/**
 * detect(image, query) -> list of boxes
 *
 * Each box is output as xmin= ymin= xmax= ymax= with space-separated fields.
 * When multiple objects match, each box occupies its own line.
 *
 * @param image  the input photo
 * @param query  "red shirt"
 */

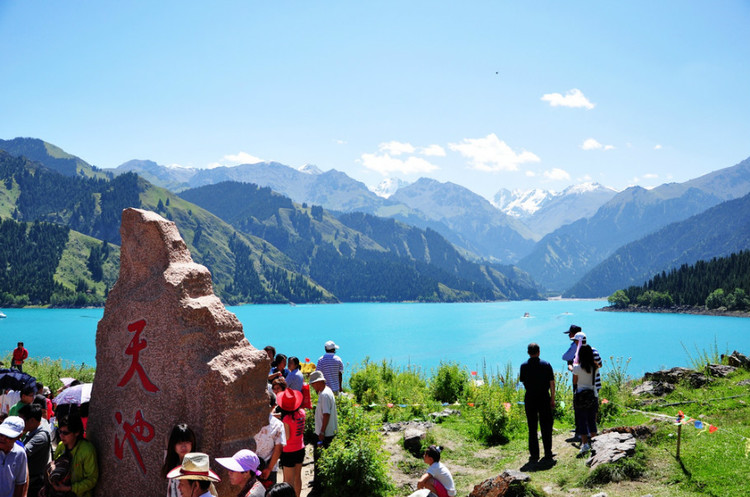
xmin=282 ymin=409 xmax=306 ymax=452
xmin=12 ymin=347 xmax=28 ymax=364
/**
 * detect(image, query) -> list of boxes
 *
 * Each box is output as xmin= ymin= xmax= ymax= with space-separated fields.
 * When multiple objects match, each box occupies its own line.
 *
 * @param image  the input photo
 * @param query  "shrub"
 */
xmin=478 ymin=397 xmax=511 ymax=445
xmin=317 ymin=398 xmax=395 ymax=497
xmin=431 ymin=362 xmax=469 ymax=403
xmin=607 ymin=289 xmax=630 ymax=309
xmin=705 ymin=288 xmax=726 ymax=309
xmin=349 ymin=358 xmax=385 ymax=404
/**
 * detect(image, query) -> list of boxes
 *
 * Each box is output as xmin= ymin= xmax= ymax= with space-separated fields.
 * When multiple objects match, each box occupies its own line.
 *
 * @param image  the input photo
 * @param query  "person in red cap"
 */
xmin=276 ymin=388 xmax=305 ymax=497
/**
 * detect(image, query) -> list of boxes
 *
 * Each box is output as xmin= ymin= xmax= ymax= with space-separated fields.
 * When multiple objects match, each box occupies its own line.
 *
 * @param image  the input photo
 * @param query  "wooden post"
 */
xmin=676 ymin=423 xmax=682 ymax=460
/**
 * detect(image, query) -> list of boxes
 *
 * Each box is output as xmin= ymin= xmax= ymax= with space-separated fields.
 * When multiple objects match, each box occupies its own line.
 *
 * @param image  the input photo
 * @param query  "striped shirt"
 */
xmin=316 ymin=353 xmax=344 ymax=392
xmin=563 ymin=342 xmax=602 ymax=392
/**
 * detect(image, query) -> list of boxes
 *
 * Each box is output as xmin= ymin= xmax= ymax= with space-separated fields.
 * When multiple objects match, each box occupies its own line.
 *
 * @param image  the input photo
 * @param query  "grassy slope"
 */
xmin=140 ymin=183 xmax=335 ymax=302
xmin=54 ymin=230 xmax=120 ymax=295
xmin=351 ymin=358 xmax=750 ymax=497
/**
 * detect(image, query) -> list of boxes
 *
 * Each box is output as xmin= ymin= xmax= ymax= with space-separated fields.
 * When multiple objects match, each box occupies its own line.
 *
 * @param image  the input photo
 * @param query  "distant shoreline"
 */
xmin=597 ymin=305 xmax=750 ymax=318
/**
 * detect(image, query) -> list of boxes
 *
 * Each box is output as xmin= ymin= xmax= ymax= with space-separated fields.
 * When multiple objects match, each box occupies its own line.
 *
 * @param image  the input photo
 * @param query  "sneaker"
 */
xmin=579 ymin=443 xmax=590 ymax=455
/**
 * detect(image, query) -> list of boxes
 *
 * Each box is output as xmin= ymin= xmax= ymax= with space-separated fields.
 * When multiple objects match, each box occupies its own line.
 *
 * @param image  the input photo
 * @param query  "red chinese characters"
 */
xmin=114 ymin=410 xmax=155 ymax=474
xmin=117 ymin=319 xmax=159 ymax=393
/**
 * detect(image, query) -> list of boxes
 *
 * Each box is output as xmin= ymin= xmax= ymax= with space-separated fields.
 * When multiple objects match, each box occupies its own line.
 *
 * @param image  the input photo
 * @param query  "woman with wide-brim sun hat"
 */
xmin=276 ymin=388 xmax=305 ymax=497
xmin=216 ymin=449 xmax=265 ymax=497
xmin=166 ymin=452 xmax=220 ymax=497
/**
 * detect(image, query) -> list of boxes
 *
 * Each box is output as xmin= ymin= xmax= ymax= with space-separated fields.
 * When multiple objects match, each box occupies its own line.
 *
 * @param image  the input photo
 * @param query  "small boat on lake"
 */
xmin=0 ymin=311 xmax=6 ymax=318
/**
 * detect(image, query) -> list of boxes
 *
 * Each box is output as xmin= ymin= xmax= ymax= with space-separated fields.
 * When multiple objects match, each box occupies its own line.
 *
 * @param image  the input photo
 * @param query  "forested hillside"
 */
xmin=0 ymin=219 xmax=69 ymax=306
xmin=180 ymin=182 xmax=541 ymax=302
xmin=608 ymin=250 xmax=750 ymax=310
xmin=567 ymin=192 xmax=750 ymax=297
xmin=0 ymin=150 xmax=334 ymax=305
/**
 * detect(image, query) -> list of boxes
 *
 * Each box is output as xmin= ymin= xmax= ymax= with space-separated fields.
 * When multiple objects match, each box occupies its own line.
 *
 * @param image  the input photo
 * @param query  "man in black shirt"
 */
xmin=519 ymin=342 xmax=556 ymax=462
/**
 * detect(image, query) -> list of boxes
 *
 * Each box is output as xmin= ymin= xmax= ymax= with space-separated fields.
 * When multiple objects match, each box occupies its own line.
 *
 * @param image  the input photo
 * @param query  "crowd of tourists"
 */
xmin=519 ymin=324 xmax=602 ymax=465
xmin=163 ymin=340 xmax=344 ymax=497
xmin=0 ymin=327 xmax=602 ymax=496
xmin=0 ymin=339 xmax=349 ymax=497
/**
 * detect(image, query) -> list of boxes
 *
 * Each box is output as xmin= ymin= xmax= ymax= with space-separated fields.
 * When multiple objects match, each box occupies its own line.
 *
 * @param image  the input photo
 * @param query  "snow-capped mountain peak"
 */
xmin=298 ymin=163 xmax=323 ymax=175
xmin=493 ymin=188 xmax=555 ymax=217
xmin=372 ymin=177 xmax=410 ymax=198
xmin=563 ymin=182 xmax=604 ymax=195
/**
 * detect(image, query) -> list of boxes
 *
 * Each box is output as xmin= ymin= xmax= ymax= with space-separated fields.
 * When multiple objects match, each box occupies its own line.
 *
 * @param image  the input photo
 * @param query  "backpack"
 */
xmin=40 ymin=448 xmax=75 ymax=497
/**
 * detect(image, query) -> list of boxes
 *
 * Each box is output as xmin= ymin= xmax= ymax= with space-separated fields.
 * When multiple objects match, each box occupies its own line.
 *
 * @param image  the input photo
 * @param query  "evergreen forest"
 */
xmin=608 ymin=250 xmax=750 ymax=311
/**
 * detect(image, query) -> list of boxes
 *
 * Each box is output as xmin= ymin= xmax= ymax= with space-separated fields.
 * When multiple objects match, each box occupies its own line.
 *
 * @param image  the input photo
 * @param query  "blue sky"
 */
xmin=2 ymin=1 xmax=749 ymax=200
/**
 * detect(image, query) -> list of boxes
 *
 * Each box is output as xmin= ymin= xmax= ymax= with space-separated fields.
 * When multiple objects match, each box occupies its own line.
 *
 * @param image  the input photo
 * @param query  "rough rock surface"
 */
xmin=429 ymin=408 xmax=461 ymax=421
xmin=403 ymin=427 xmax=427 ymax=456
xmin=632 ymin=380 xmax=675 ymax=397
xmin=382 ymin=421 xmax=434 ymax=433
xmin=644 ymin=367 xmax=710 ymax=387
xmin=586 ymin=432 xmax=637 ymax=469
xmin=723 ymin=351 xmax=750 ymax=369
xmin=467 ymin=470 xmax=530 ymax=497
xmin=88 ymin=209 xmax=269 ymax=497
xmin=707 ymin=364 xmax=736 ymax=377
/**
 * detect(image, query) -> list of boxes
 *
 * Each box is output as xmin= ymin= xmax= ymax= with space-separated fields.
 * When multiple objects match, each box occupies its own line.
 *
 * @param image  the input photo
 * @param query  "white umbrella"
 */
xmin=53 ymin=383 xmax=92 ymax=405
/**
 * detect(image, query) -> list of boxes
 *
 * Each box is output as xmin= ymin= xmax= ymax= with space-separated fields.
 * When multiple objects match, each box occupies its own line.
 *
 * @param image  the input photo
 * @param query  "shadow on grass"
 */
xmin=520 ymin=458 xmax=557 ymax=472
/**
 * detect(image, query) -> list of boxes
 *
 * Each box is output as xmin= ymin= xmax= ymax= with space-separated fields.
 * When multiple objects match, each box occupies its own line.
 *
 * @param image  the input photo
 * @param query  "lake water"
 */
xmin=2 ymin=300 xmax=749 ymax=378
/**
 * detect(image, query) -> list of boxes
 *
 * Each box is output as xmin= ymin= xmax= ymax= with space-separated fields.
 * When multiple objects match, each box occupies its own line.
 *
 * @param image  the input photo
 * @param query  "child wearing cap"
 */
xmin=216 ymin=449 xmax=265 ymax=497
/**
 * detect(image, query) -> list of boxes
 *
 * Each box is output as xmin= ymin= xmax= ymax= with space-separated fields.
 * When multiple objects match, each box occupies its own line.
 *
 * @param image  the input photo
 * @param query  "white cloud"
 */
xmin=544 ymin=168 xmax=571 ymax=181
xmin=335 ymin=139 xmax=347 ymax=145
xmin=654 ymin=144 xmax=663 ymax=150
xmin=379 ymin=141 xmax=415 ymax=156
xmin=541 ymin=88 xmax=595 ymax=109
xmin=361 ymin=153 xmax=439 ymax=175
xmin=526 ymin=170 xmax=536 ymax=177
xmin=205 ymin=151 xmax=264 ymax=169
xmin=224 ymin=152 xmax=264 ymax=165
xmin=643 ymin=173 xmax=659 ymax=179
xmin=581 ymin=138 xmax=614 ymax=151
xmin=420 ymin=144 xmax=446 ymax=157
xmin=448 ymin=133 xmax=540 ymax=172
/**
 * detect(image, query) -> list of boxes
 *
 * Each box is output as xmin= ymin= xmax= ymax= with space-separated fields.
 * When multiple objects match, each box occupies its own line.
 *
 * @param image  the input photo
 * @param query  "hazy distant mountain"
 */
xmin=372 ymin=177 xmax=410 ymax=198
xmin=565 ymin=192 xmax=750 ymax=298
xmin=111 ymin=159 xmax=537 ymax=262
xmin=494 ymin=183 xmax=617 ymax=236
xmin=519 ymin=156 xmax=750 ymax=293
xmin=114 ymin=159 xmax=195 ymax=191
xmin=525 ymin=183 xmax=618 ymax=236
xmin=0 ymin=137 xmax=108 ymax=179
xmin=390 ymin=178 xmax=538 ymax=263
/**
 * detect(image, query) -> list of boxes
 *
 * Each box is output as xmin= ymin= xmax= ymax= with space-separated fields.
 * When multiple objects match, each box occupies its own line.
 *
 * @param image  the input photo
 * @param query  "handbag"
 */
xmin=40 ymin=449 xmax=75 ymax=497
xmin=574 ymin=388 xmax=598 ymax=410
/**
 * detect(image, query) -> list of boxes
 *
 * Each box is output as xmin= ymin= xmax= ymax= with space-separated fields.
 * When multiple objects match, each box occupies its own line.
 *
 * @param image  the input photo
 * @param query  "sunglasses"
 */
xmin=59 ymin=430 xmax=72 ymax=436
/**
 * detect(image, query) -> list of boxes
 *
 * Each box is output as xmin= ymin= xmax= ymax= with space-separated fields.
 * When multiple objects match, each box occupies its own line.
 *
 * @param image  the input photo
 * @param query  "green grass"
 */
xmin=342 ymin=352 xmax=750 ymax=497
xmin=1 ymin=354 xmax=95 ymax=392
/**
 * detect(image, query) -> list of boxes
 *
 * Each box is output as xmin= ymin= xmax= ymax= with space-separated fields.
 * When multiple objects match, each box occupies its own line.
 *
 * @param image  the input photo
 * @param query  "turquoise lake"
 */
xmin=2 ymin=300 xmax=749 ymax=378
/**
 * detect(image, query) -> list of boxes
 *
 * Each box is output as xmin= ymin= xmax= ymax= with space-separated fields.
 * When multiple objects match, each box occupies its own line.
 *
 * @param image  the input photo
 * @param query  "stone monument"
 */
xmin=87 ymin=208 xmax=269 ymax=497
